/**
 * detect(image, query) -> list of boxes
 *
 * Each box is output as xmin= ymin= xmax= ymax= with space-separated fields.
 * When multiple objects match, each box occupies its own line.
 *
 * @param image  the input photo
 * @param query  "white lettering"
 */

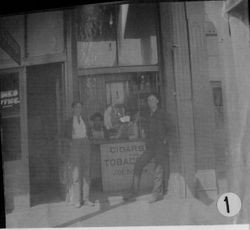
xmin=0 ymin=90 xmax=18 ymax=99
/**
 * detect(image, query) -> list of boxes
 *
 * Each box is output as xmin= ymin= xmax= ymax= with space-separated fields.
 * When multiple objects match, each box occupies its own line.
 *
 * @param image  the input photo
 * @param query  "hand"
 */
xmin=163 ymin=138 xmax=167 ymax=144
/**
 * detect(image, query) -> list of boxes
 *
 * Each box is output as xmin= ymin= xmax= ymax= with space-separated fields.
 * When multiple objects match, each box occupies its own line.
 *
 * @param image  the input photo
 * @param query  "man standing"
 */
xmin=64 ymin=101 xmax=94 ymax=208
xmin=124 ymin=94 xmax=171 ymax=203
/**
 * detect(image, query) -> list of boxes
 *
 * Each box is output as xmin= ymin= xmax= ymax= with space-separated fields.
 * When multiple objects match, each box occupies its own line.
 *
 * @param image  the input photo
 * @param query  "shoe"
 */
xmin=74 ymin=202 xmax=82 ymax=208
xmin=84 ymin=200 xmax=95 ymax=206
xmin=148 ymin=194 xmax=163 ymax=203
xmin=66 ymin=200 xmax=74 ymax=206
xmin=123 ymin=192 xmax=137 ymax=202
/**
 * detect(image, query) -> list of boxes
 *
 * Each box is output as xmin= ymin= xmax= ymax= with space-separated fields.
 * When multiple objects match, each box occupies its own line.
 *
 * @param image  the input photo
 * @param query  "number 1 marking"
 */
xmin=224 ymin=196 xmax=230 ymax=213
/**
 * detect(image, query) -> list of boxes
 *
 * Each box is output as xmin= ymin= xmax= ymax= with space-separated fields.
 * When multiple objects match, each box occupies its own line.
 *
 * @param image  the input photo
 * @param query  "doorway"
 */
xmin=27 ymin=63 xmax=64 ymax=206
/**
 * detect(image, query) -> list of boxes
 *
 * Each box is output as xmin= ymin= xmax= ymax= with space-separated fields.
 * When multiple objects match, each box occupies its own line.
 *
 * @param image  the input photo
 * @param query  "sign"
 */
xmin=0 ymin=22 xmax=21 ymax=65
xmin=101 ymin=141 xmax=155 ymax=192
xmin=1 ymin=89 xmax=20 ymax=108
xmin=0 ymin=73 xmax=20 ymax=114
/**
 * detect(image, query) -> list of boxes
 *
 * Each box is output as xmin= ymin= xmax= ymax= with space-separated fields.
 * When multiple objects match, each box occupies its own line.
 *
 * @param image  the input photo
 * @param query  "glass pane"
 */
xmin=1 ymin=117 xmax=21 ymax=161
xmin=0 ymin=73 xmax=21 ymax=161
xmin=0 ymin=15 xmax=25 ymax=62
xmin=0 ymin=73 xmax=20 ymax=115
xmin=27 ymin=11 xmax=64 ymax=56
xmin=118 ymin=4 xmax=158 ymax=66
xmin=77 ymin=5 xmax=117 ymax=68
xmin=79 ymin=72 xmax=159 ymax=140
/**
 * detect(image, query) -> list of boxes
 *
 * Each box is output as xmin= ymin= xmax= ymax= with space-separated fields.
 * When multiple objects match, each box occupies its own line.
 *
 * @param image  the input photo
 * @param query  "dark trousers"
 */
xmin=67 ymin=138 xmax=91 ymax=204
xmin=132 ymin=142 xmax=170 ymax=197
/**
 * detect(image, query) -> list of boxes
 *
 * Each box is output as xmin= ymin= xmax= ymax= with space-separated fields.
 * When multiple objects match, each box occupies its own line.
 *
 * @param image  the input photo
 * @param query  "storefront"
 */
xmin=74 ymin=3 xmax=166 ymax=192
xmin=1 ymin=2 xmax=220 ymax=215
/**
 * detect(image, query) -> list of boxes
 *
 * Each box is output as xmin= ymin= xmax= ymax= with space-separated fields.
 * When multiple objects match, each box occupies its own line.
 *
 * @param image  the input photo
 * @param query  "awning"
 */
xmin=224 ymin=0 xmax=249 ymax=25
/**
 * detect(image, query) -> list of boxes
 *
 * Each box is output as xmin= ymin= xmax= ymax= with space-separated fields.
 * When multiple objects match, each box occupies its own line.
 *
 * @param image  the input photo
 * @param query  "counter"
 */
xmin=92 ymin=139 xmax=155 ymax=192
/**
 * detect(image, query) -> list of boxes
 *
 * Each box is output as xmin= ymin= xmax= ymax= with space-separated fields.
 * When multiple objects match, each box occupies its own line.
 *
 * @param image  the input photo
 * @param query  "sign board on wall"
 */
xmin=101 ymin=141 xmax=155 ymax=192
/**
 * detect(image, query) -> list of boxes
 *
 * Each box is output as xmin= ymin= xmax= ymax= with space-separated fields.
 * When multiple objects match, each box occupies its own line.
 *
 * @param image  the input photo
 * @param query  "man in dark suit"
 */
xmin=64 ymin=101 xmax=94 ymax=208
xmin=124 ymin=93 xmax=172 ymax=203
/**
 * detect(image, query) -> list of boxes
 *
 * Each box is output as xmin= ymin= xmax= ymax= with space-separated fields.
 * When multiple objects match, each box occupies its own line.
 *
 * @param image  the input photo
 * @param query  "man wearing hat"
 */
xmin=124 ymin=93 xmax=172 ymax=203
xmin=64 ymin=101 xmax=94 ymax=208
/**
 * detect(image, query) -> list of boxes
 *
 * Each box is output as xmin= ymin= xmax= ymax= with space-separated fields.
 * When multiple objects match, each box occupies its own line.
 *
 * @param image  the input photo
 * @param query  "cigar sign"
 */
xmin=101 ymin=141 xmax=155 ymax=192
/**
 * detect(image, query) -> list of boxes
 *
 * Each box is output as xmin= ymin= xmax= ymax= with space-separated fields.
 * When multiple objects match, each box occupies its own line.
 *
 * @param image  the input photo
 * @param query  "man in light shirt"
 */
xmin=64 ymin=101 xmax=94 ymax=208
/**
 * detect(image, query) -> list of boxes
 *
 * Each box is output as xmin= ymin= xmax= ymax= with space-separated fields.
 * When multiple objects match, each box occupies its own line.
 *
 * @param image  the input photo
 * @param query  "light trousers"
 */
xmin=67 ymin=138 xmax=91 ymax=204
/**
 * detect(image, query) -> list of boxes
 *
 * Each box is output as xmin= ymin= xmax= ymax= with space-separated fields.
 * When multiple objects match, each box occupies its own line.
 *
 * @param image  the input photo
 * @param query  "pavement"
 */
xmin=6 ymin=190 xmax=238 ymax=228
xmin=6 ymin=172 xmax=249 ymax=227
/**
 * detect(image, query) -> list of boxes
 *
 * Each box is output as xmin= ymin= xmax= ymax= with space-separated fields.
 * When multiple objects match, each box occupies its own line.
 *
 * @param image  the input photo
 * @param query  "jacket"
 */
xmin=142 ymin=108 xmax=172 ymax=144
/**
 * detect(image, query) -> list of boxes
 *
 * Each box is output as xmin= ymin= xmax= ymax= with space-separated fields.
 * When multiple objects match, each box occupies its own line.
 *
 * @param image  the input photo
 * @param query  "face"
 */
xmin=73 ymin=103 xmax=82 ymax=116
xmin=93 ymin=117 xmax=103 ymax=127
xmin=147 ymin=95 xmax=159 ymax=111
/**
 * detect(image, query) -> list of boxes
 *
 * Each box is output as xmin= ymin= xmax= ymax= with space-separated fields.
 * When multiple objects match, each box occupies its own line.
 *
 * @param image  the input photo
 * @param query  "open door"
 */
xmin=27 ymin=63 xmax=65 ymax=206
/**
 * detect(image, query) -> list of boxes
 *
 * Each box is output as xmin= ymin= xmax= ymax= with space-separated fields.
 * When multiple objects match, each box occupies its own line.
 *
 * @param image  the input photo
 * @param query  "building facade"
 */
xmin=1 ymin=1 xmax=231 ymax=219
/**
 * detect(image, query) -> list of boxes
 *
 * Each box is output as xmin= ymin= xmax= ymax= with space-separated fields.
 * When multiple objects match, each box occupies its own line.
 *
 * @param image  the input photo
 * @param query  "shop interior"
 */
xmin=79 ymin=72 xmax=160 ymax=192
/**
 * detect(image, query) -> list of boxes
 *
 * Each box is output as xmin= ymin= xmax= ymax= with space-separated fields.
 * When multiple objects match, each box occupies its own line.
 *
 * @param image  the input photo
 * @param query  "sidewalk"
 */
xmin=6 ymin=191 xmax=234 ymax=228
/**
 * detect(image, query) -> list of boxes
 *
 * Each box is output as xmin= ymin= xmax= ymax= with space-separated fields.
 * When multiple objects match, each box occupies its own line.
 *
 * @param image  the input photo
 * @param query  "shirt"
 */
xmin=92 ymin=129 xmax=105 ymax=139
xmin=72 ymin=115 xmax=87 ymax=139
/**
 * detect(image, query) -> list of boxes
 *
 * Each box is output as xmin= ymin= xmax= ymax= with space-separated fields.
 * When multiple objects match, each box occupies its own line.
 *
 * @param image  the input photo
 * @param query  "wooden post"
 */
xmin=159 ymin=2 xmax=196 ymax=198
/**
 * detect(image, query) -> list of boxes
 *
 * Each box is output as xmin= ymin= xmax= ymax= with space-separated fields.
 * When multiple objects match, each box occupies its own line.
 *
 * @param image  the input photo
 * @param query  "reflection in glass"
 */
xmin=117 ymin=4 xmax=158 ymax=66
xmin=0 ymin=73 xmax=21 ymax=161
xmin=1 ymin=117 xmax=21 ymax=161
xmin=77 ymin=5 xmax=117 ymax=68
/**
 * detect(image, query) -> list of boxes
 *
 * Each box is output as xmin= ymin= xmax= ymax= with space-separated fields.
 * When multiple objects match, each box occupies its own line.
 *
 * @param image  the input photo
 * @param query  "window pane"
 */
xmin=27 ymin=11 xmax=64 ymax=56
xmin=1 ymin=117 xmax=21 ymax=161
xmin=0 ymin=15 xmax=25 ymax=62
xmin=0 ymin=73 xmax=21 ymax=161
xmin=77 ymin=5 xmax=117 ymax=68
xmin=0 ymin=73 xmax=20 ymax=115
xmin=118 ymin=4 xmax=158 ymax=66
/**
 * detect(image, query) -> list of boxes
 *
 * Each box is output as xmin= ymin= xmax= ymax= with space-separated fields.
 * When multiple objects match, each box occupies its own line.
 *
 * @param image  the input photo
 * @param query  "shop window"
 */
xmin=79 ymin=72 xmax=159 ymax=140
xmin=0 ymin=73 xmax=21 ymax=161
xmin=77 ymin=5 xmax=118 ymax=68
xmin=1 ymin=117 xmax=21 ymax=161
xmin=117 ymin=4 xmax=158 ymax=66
xmin=76 ymin=3 xmax=158 ymax=69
